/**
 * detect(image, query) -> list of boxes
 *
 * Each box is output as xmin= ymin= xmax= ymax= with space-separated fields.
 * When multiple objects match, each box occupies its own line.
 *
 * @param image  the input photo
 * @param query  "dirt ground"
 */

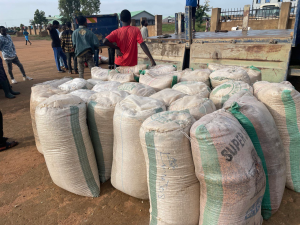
xmin=0 ymin=37 xmax=300 ymax=225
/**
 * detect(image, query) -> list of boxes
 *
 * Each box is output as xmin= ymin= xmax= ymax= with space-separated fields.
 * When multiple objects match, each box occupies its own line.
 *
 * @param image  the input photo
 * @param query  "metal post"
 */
xmin=242 ymin=5 xmax=250 ymax=31
xmin=185 ymin=6 xmax=192 ymax=49
xmin=175 ymin=13 xmax=178 ymax=35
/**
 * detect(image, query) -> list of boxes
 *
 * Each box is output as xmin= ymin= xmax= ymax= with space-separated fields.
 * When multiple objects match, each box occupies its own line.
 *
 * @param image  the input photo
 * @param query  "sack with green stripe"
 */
xmin=91 ymin=67 xmax=110 ymax=81
xmin=223 ymin=90 xmax=286 ymax=220
xmin=139 ymin=73 xmax=178 ymax=91
xmin=180 ymin=69 xmax=211 ymax=87
xmin=190 ymin=110 xmax=266 ymax=225
xmin=30 ymin=85 xmax=67 ymax=154
xmin=35 ymin=94 xmax=100 ymax=197
xmin=209 ymin=81 xmax=253 ymax=109
xmin=87 ymin=91 xmax=130 ymax=183
xmin=210 ymin=68 xmax=251 ymax=88
xmin=118 ymin=82 xmax=156 ymax=97
xmin=254 ymin=82 xmax=300 ymax=192
xmin=150 ymin=89 xmax=186 ymax=108
xmin=111 ymin=95 xmax=166 ymax=199
xmin=140 ymin=111 xmax=200 ymax=225
xmin=172 ymin=81 xmax=211 ymax=97
xmin=169 ymin=95 xmax=216 ymax=120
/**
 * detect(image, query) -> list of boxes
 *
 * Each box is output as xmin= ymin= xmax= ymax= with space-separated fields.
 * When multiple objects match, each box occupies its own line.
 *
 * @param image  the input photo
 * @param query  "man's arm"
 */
xmin=197 ymin=0 xmax=200 ymax=9
xmin=92 ymin=33 xmax=100 ymax=49
xmin=72 ymin=32 xmax=76 ymax=49
xmin=140 ymin=42 xmax=156 ymax=66
xmin=103 ymin=38 xmax=122 ymax=57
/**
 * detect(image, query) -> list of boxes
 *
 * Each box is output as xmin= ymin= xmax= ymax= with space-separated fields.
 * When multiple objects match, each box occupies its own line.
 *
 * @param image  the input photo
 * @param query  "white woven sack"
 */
xmin=149 ymin=88 xmax=186 ymax=108
xmin=91 ymin=67 xmax=110 ymax=81
xmin=70 ymin=90 xmax=96 ymax=102
xmin=35 ymin=94 xmax=100 ymax=197
xmin=92 ymin=81 xmax=121 ymax=92
xmin=139 ymin=73 xmax=178 ymax=91
xmin=34 ymin=77 xmax=72 ymax=88
xmin=246 ymin=66 xmax=262 ymax=84
xmin=172 ymin=81 xmax=211 ymax=97
xmin=58 ymin=78 xmax=93 ymax=92
xmin=144 ymin=64 xmax=177 ymax=75
xmin=190 ymin=110 xmax=266 ymax=225
xmin=169 ymin=96 xmax=216 ymax=120
xmin=254 ymin=82 xmax=300 ymax=192
xmin=30 ymin=85 xmax=66 ymax=154
xmin=116 ymin=64 xmax=149 ymax=75
xmin=118 ymin=82 xmax=156 ymax=97
xmin=207 ymin=63 xmax=228 ymax=71
xmin=108 ymin=70 xmax=135 ymax=83
xmin=223 ymin=90 xmax=286 ymax=220
xmin=210 ymin=68 xmax=251 ymax=88
xmin=87 ymin=91 xmax=130 ymax=183
xmin=99 ymin=55 xmax=109 ymax=63
xmin=180 ymin=69 xmax=211 ymax=87
xmin=210 ymin=81 xmax=253 ymax=109
xmin=112 ymin=95 xmax=166 ymax=199
xmin=140 ymin=111 xmax=200 ymax=225
xmin=87 ymin=79 xmax=105 ymax=87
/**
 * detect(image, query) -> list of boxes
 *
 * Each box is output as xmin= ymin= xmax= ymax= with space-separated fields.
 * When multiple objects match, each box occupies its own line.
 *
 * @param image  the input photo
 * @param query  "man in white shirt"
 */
xmin=141 ymin=20 xmax=148 ymax=40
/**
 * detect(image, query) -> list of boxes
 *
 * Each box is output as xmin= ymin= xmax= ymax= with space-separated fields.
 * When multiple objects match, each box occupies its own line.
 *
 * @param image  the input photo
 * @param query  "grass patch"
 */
xmin=162 ymin=23 xmax=208 ymax=34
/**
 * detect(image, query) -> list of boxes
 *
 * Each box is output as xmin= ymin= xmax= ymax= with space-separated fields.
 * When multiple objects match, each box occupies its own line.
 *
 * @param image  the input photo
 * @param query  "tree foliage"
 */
xmin=195 ymin=0 xmax=210 ymax=25
xmin=30 ymin=9 xmax=48 ymax=26
xmin=58 ymin=0 xmax=101 ymax=23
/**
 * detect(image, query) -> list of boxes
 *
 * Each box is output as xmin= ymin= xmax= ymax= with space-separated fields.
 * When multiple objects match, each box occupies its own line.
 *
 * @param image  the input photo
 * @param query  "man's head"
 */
xmin=0 ymin=26 xmax=6 ymax=36
xmin=53 ymin=20 xmax=60 ymax=29
xmin=141 ymin=20 xmax=148 ymax=27
xmin=120 ymin=10 xmax=131 ymax=23
xmin=77 ymin=16 xmax=87 ymax=26
xmin=66 ymin=22 xmax=72 ymax=29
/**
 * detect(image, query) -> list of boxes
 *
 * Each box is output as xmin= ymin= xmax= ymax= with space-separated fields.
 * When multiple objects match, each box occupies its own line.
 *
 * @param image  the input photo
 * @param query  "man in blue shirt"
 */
xmin=186 ymin=0 xmax=200 ymax=32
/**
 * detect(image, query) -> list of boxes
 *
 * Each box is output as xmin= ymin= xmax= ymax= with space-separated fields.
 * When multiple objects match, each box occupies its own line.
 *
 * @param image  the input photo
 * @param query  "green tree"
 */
xmin=30 ymin=9 xmax=48 ymax=26
xmin=58 ymin=0 xmax=101 ymax=23
xmin=195 ymin=0 xmax=210 ymax=27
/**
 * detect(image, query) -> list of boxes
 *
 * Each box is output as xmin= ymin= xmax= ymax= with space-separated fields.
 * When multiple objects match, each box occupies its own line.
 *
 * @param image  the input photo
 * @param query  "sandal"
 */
xmin=0 ymin=141 xmax=19 ymax=152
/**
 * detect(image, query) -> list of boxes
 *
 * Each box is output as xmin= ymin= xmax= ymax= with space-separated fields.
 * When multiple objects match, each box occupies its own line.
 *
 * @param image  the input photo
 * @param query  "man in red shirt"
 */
xmin=104 ymin=9 xmax=156 ymax=67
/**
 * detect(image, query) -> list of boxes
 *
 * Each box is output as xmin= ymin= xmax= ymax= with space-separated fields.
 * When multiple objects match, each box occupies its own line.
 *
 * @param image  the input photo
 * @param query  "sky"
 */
xmin=0 ymin=0 xmax=252 ymax=27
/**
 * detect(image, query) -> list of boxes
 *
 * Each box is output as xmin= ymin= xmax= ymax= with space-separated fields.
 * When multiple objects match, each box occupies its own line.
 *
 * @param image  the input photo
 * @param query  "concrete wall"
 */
xmin=220 ymin=17 xmax=295 ymax=30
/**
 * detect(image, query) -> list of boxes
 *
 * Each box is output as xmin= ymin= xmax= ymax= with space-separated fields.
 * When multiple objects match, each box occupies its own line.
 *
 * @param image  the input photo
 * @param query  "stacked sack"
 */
xmin=91 ymin=67 xmax=110 ymax=81
xmin=108 ymin=70 xmax=135 ymax=83
xmin=34 ymin=77 xmax=72 ymax=88
xmin=35 ymin=94 xmax=100 ymax=197
xmin=118 ymin=82 xmax=156 ymax=97
xmin=223 ymin=90 xmax=286 ymax=219
xmin=92 ymin=81 xmax=121 ymax=92
xmin=169 ymin=96 xmax=216 ymax=120
xmin=190 ymin=110 xmax=266 ymax=225
xmin=111 ymin=95 xmax=166 ymax=199
xmin=254 ymin=81 xmax=300 ymax=192
xmin=210 ymin=67 xmax=251 ymax=88
xmin=116 ymin=64 xmax=149 ymax=75
xmin=87 ymin=91 xmax=130 ymax=183
xmin=30 ymin=84 xmax=67 ymax=154
xmin=70 ymin=89 xmax=96 ymax=102
xmin=209 ymin=81 xmax=253 ymax=109
xmin=140 ymin=111 xmax=200 ymax=225
xmin=58 ymin=78 xmax=93 ymax=91
xmin=180 ymin=69 xmax=211 ymax=86
xmin=150 ymin=89 xmax=187 ymax=108
xmin=172 ymin=81 xmax=211 ymax=97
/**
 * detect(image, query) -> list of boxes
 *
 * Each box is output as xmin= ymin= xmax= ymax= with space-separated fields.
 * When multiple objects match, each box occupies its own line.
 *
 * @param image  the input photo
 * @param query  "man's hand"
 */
xmin=140 ymin=42 xmax=156 ymax=67
xmin=116 ymin=48 xmax=123 ymax=57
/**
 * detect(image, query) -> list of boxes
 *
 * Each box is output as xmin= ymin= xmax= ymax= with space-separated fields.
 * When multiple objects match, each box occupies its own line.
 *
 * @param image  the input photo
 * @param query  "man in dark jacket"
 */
xmin=0 ymin=56 xmax=20 ymax=99
xmin=0 ymin=110 xmax=18 ymax=152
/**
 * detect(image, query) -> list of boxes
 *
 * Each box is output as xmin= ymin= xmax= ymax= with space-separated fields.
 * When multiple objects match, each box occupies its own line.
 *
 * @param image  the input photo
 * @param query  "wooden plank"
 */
xmin=190 ymin=42 xmax=292 ymax=82
xmin=138 ymin=43 xmax=186 ymax=70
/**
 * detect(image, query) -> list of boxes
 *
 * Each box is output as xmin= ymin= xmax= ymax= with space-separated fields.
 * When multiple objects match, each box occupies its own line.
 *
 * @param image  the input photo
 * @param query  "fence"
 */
xmin=220 ymin=7 xmax=283 ymax=22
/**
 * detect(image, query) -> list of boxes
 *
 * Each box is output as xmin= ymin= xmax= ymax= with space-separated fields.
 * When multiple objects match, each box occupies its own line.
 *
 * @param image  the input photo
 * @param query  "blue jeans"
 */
xmin=53 ymin=47 xmax=68 ymax=71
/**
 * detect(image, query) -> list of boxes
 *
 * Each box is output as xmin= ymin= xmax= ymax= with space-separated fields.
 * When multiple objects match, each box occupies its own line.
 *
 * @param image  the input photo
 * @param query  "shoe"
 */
xmin=23 ymin=76 xmax=33 ymax=81
xmin=58 ymin=70 xmax=66 ymax=73
xmin=74 ymin=71 xmax=79 ymax=74
xmin=6 ymin=80 xmax=20 ymax=95
xmin=5 ymin=93 xmax=15 ymax=99
xmin=0 ymin=80 xmax=16 ymax=99
xmin=68 ymin=71 xmax=73 ymax=74
xmin=11 ymin=79 xmax=18 ymax=84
